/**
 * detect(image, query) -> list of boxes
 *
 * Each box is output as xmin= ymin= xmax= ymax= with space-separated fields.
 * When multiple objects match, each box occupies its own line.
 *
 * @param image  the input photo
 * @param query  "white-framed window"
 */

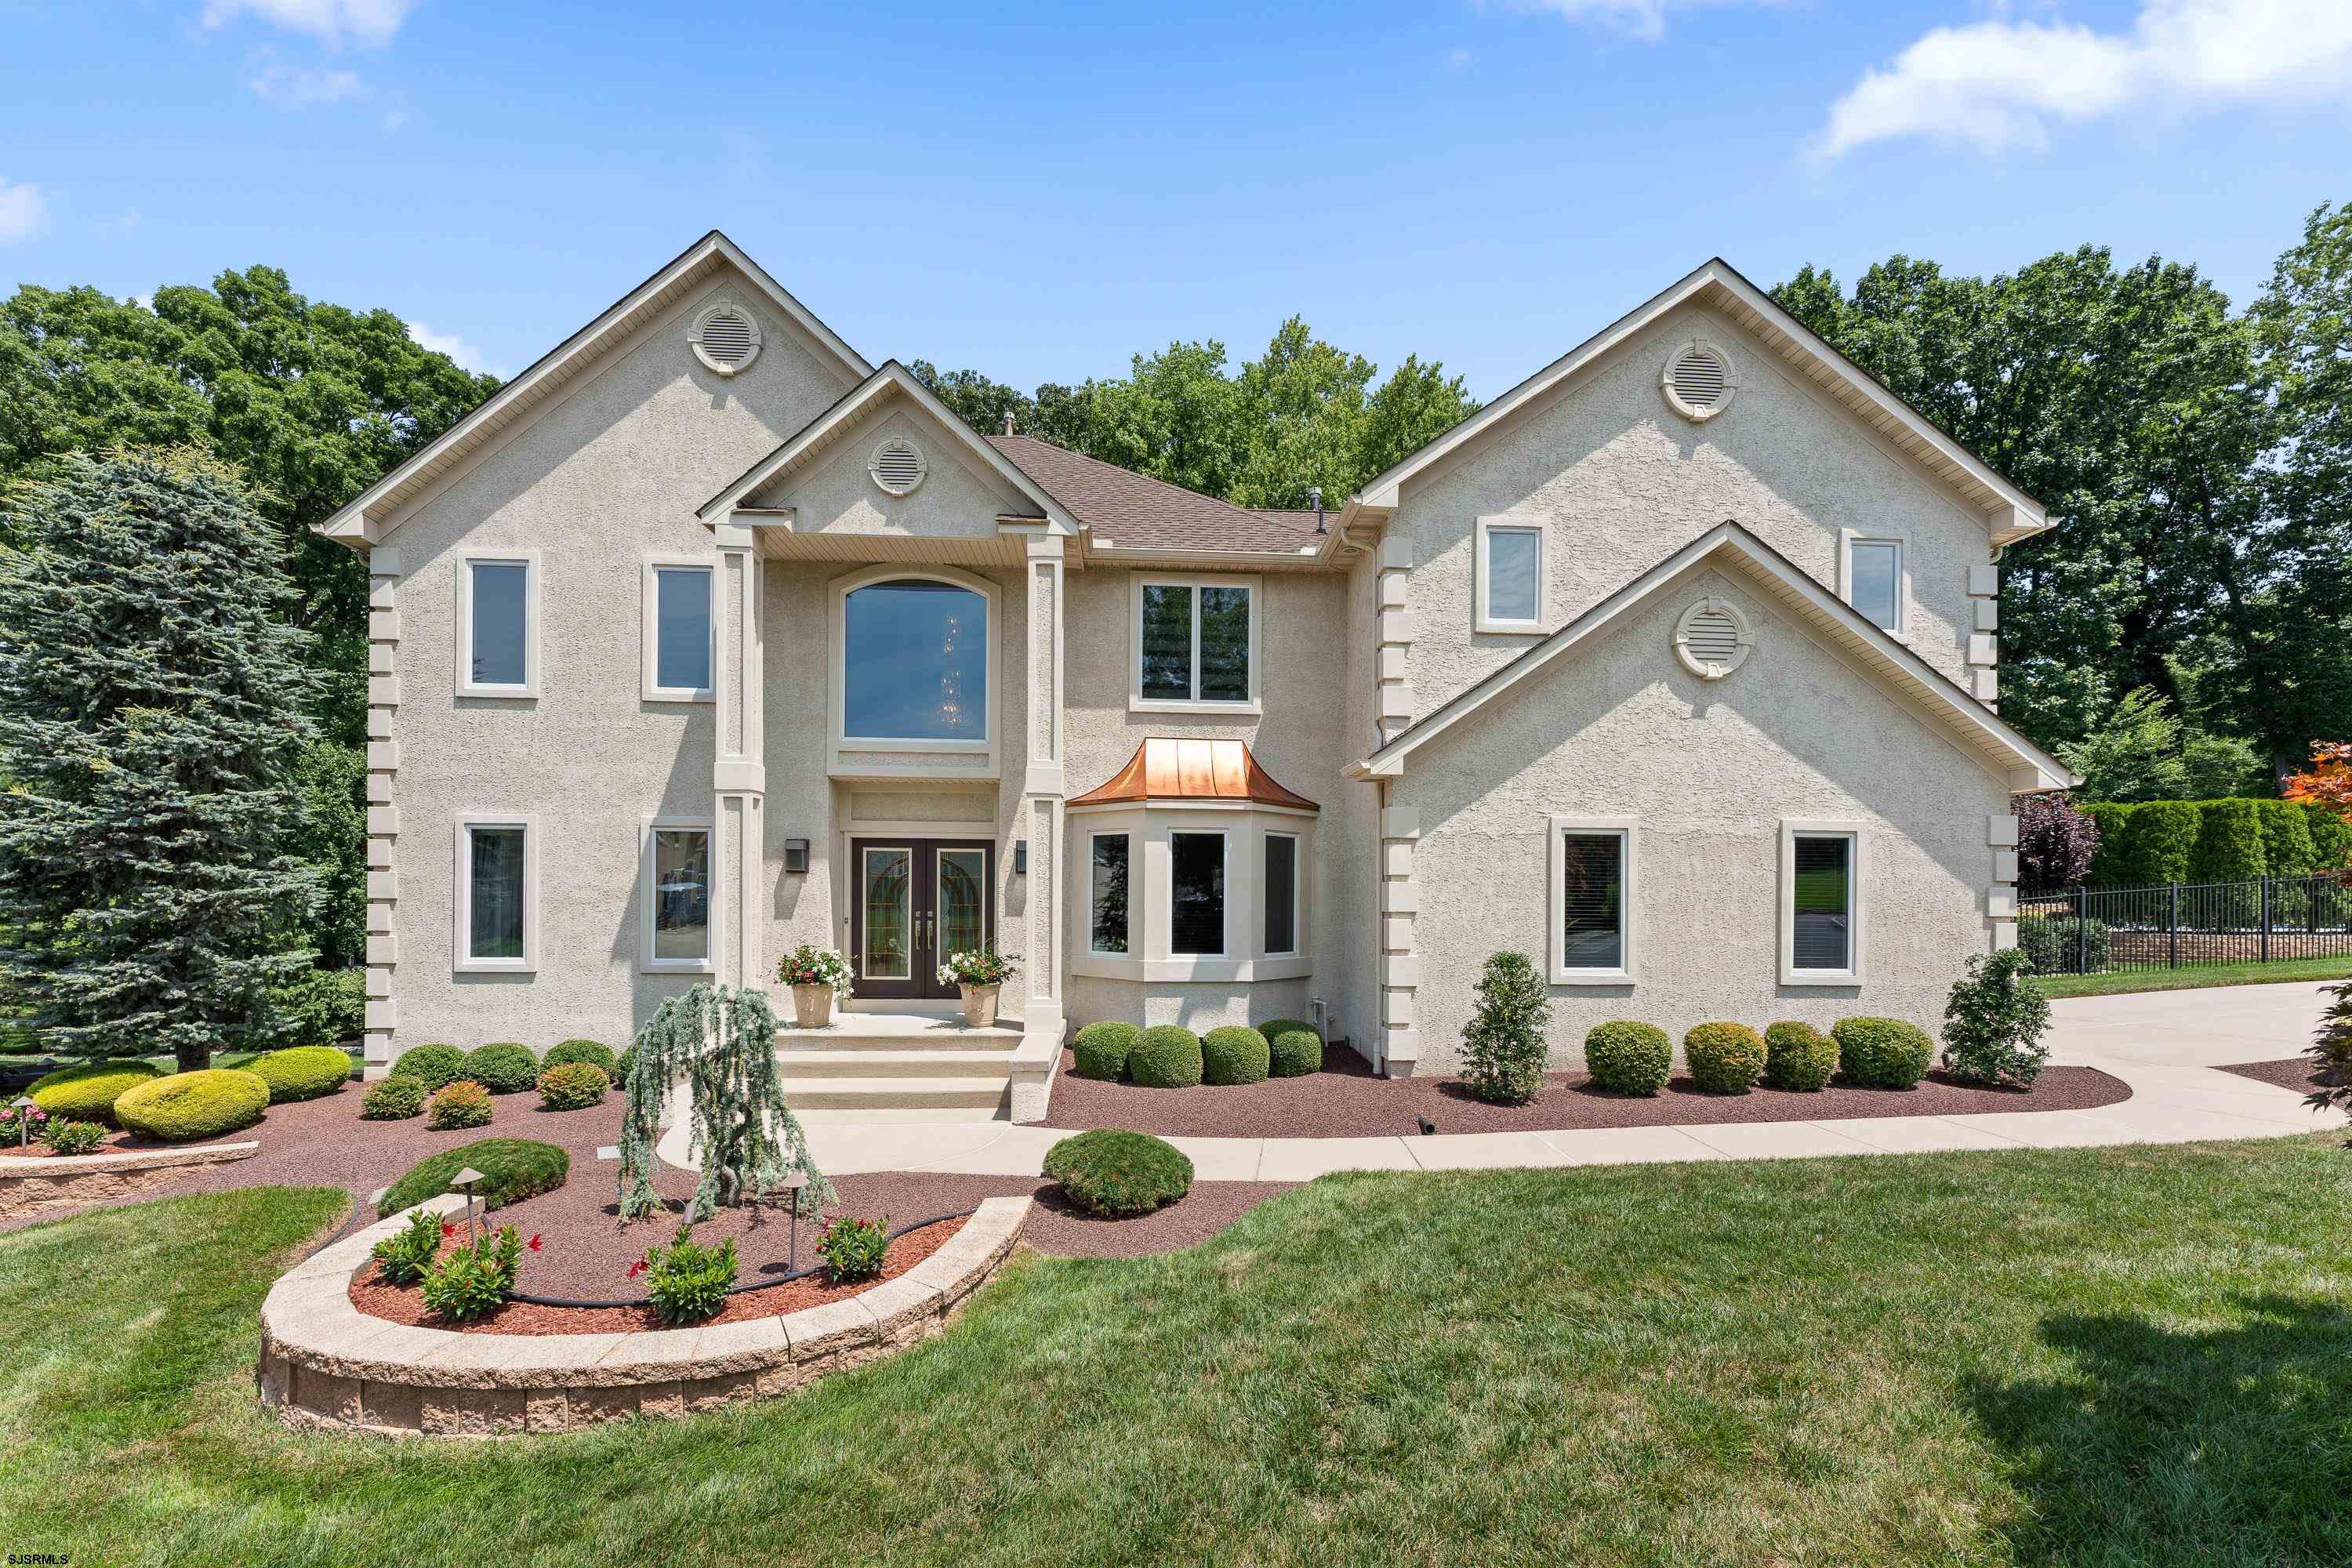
xmin=1261 ymin=830 xmax=1299 ymax=958
xmin=1781 ymin=819 xmax=1866 ymax=985
xmin=641 ymin=816 xmax=715 ymax=971
xmin=1547 ymin=815 xmax=1635 ymax=984
xmin=1475 ymin=517 xmax=1545 ymax=633
xmin=456 ymin=552 xmax=540 ymax=698
xmin=1088 ymin=832 xmax=1131 ymax=956
xmin=453 ymin=814 xmax=536 ymax=973
xmin=1168 ymin=829 xmax=1227 ymax=956
xmin=829 ymin=565 xmax=997 ymax=767
xmin=1130 ymin=574 xmax=1261 ymax=713
xmin=641 ymin=558 xmax=714 ymax=702
xmin=1839 ymin=532 xmax=1906 ymax=636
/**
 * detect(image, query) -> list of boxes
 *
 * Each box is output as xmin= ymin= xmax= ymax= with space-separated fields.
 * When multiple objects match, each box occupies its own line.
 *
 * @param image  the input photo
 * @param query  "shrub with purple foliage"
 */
xmin=2017 ymin=793 xmax=2099 ymax=892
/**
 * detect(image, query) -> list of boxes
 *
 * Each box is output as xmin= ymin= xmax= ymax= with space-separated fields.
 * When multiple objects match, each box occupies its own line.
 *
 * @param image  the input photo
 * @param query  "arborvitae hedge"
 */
xmin=2076 ymin=797 xmax=2350 ymax=887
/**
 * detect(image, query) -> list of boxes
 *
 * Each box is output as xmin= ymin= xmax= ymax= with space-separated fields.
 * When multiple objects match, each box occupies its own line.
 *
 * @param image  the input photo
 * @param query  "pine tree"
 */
xmin=0 ymin=449 xmax=319 ymax=1069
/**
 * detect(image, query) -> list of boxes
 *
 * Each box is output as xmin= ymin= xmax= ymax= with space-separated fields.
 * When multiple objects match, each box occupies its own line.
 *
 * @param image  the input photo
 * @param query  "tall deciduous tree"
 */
xmin=0 ymin=451 xmax=319 ymax=1069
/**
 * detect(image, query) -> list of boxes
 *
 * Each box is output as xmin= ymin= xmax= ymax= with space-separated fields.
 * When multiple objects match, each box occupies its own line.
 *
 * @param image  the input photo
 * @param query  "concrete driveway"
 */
xmin=2049 ymin=979 xmax=2334 ymax=1067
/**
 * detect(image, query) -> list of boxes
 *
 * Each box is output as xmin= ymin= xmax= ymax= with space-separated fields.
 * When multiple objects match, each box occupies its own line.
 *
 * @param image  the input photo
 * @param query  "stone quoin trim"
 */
xmin=363 ymin=546 xmax=403 ymax=1077
xmin=1967 ymin=560 xmax=2000 ymax=706
xmin=1988 ymin=811 xmax=2021 ymax=947
xmin=1378 ymin=803 xmax=1419 ymax=1077
xmin=258 ymin=1194 xmax=1032 ymax=1438
xmin=1376 ymin=534 xmax=1414 ymax=744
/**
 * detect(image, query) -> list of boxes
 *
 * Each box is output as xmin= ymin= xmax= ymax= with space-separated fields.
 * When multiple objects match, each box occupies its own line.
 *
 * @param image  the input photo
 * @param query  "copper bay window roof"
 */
xmin=1069 ymin=739 xmax=1319 ymax=811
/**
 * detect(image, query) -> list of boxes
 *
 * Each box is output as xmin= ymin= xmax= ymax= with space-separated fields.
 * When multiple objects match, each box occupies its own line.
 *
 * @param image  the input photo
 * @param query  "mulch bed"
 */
xmin=2216 ymin=1057 xmax=2338 ymax=1095
xmin=349 ymin=1213 xmax=971 ymax=1335
xmin=1047 ymin=1047 xmax=2133 ymax=1139
xmin=2 ymin=1130 xmax=136 ymax=1159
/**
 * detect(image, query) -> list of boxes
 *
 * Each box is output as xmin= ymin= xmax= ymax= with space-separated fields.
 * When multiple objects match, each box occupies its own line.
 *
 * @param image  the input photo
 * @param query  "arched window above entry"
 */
xmin=842 ymin=579 xmax=989 ymax=742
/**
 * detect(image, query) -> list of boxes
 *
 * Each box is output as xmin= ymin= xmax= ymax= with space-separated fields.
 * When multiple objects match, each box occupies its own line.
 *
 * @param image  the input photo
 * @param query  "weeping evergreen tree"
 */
xmin=618 ymin=984 xmax=833 ymax=1224
xmin=0 ymin=449 xmax=319 ymax=1069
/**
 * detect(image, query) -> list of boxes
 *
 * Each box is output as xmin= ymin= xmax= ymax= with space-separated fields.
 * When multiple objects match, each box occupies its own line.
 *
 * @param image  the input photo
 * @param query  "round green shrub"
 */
xmin=360 ymin=1075 xmax=428 ymax=1120
xmin=1762 ymin=1022 xmax=1838 ymax=1092
xmin=390 ymin=1044 xmax=466 ymax=1091
xmin=1042 ymin=1129 xmax=1193 ymax=1217
xmin=426 ymin=1080 xmax=494 ymax=1131
xmin=1073 ymin=1021 xmax=1141 ymax=1081
xmin=245 ymin=1045 xmax=354 ymax=1103
xmin=543 ymin=1039 xmax=618 ymax=1076
xmin=536 ymin=1061 xmax=608 ymax=1111
xmin=1269 ymin=1028 xmax=1323 ymax=1078
xmin=614 ymin=1043 xmax=642 ymax=1090
xmin=464 ymin=1043 xmax=539 ymax=1094
xmin=1583 ymin=1022 xmax=1671 ymax=1096
xmin=1835 ymin=1017 xmax=1935 ymax=1089
xmin=27 ymin=1059 xmax=166 ymax=1127
xmin=1258 ymin=1018 xmax=1314 ymax=1052
xmin=1684 ymin=1022 xmax=1767 ymax=1094
xmin=1201 ymin=1026 xmax=1271 ymax=1086
xmin=1126 ymin=1025 xmax=1203 ymax=1089
xmin=113 ymin=1069 xmax=270 ymax=1142
xmin=377 ymin=1137 xmax=569 ymax=1218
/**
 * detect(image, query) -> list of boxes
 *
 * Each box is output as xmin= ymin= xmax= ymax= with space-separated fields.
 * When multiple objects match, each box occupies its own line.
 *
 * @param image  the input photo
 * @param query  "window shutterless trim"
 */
xmin=1780 ymin=818 xmax=1867 ymax=985
xmin=1547 ymin=815 xmax=1635 ymax=985
xmin=641 ymin=557 xmax=715 ymax=703
xmin=455 ymin=550 xmax=541 ymax=699
xmin=1127 ymin=572 xmax=1263 ymax=714
xmin=639 ymin=815 xmax=717 ymax=973
xmin=1838 ymin=529 xmax=1908 ymax=641
xmin=1261 ymin=829 xmax=1301 ymax=958
xmin=452 ymin=812 xmax=537 ymax=974
xmin=1166 ymin=828 xmax=1229 ymax=957
xmin=1475 ymin=516 xmax=1547 ymax=634
xmin=1087 ymin=829 xmax=1131 ymax=956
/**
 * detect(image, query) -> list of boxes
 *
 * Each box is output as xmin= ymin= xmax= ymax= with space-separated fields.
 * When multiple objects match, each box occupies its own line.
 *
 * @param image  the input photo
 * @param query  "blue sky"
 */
xmin=4 ymin=0 xmax=2348 ymax=397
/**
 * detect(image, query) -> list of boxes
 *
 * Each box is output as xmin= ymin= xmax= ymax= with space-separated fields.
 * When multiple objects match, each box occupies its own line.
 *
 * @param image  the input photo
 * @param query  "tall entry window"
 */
xmin=1169 ymin=831 xmax=1227 ymax=956
xmin=842 ymin=579 xmax=989 ymax=742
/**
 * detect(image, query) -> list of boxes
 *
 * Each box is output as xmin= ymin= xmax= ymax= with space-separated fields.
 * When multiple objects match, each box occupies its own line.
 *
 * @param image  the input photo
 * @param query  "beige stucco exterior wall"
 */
xmin=1395 ymin=303 xmax=1990 ymax=717
xmin=375 ymin=274 xmax=854 ymax=1056
xmin=1394 ymin=566 xmax=2009 ymax=1071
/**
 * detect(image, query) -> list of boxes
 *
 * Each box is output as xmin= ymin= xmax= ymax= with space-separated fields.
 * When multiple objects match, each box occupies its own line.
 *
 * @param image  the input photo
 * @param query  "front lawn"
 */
xmin=2033 ymin=953 xmax=2352 ymax=999
xmin=9 ymin=1141 xmax=2352 ymax=1566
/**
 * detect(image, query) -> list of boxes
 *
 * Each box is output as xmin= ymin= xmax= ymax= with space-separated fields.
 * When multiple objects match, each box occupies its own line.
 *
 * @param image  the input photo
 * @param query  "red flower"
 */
xmin=441 ymin=1222 xmax=455 ymax=1239
xmin=626 ymin=1259 xmax=645 ymax=1279
xmin=527 ymin=1233 xmax=542 ymax=1252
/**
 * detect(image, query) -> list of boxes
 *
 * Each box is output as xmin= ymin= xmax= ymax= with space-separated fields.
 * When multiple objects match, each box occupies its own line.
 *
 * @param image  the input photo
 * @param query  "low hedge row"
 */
xmin=1070 ymin=1018 xmax=1325 ymax=1089
xmin=1579 ymin=1017 xmax=1933 ymax=1096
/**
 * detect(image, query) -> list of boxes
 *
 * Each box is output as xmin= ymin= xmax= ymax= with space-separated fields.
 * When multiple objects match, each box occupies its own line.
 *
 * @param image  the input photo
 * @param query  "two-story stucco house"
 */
xmin=320 ymin=231 xmax=2073 ymax=1122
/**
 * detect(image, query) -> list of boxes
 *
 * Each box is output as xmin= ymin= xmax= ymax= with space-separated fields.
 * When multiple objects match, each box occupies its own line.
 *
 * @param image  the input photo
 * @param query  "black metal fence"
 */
xmin=2018 ymin=873 xmax=2352 ymax=975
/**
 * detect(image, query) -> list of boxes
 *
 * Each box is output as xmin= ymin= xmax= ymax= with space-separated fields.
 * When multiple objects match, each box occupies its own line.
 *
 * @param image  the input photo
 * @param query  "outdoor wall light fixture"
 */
xmin=783 ymin=838 xmax=810 ymax=874
xmin=1014 ymin=840 xmax=1028 ymax=876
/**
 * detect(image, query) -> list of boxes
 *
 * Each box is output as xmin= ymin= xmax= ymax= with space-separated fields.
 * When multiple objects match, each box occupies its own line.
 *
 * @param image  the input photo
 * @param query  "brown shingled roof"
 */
xmin=986 ymin=434 xmax=1326 ymax=554
xmin=1070 ymin=739 xmax=1319 ymax=811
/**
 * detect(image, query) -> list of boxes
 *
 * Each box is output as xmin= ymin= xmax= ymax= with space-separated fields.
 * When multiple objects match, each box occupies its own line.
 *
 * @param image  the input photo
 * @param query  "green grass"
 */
xmin=2034 ymin=953 xmax=2352 ymax=999
xmin=10 ymin=1143 xmax=2352 ymax=1566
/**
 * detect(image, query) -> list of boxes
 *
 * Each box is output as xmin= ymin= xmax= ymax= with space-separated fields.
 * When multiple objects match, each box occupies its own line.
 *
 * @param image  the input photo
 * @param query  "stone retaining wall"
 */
xmin=0 ymin=1139 xmax=258 ymax=1221
xmin=258 ymin=1192 xmax=1030 ymax=1437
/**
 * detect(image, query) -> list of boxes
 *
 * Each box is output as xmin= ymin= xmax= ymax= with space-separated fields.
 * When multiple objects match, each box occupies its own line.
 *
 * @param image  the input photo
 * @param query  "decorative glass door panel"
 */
xmin=860 ymin=847 xmax=912 ymax=986
xmin=849 ymin=838 xmax=995 ymax=1002
xmin=936 ymin=850 xmax=987 ymax=970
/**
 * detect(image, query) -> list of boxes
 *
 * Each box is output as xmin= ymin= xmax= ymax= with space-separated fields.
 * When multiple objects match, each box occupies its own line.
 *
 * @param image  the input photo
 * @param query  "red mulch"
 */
xmin=1046 ymin=1048 xmax=2133 ymax=1138
xmin=2 ymin=1130 xmax=134 ymax=1158
xmin=2216 ymin=1057 xmax=2336 ymax=1095
xmin=348 ymin=1214 xmax=969 ymax=1335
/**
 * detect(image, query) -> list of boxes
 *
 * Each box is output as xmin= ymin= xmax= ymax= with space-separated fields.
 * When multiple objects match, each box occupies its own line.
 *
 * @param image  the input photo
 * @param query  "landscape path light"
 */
xmin=448 ymin=1166 xmax=488 ymax=1246
xmin=11 ymin=1095 xmax=34 ymax=1152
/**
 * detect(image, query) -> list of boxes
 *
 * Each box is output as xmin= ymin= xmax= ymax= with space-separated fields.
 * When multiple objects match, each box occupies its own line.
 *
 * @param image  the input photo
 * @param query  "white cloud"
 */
xmin=1446 ymin=45 xmax=1475 ymax=67
xmin=200 ymin=0 xmax=416 ymax=49
xmin=407 ymin=321 xmax=503 ymax=377
xmin=1813 ymin=0 xmax=2352 ymax=162
xmin=248 ymin=60 xmax=365 ymax=104
xmin=0 ymin=176 xmax=47 ymax=245
xmin=1497 ymin=0 xmax=1773 ymax=44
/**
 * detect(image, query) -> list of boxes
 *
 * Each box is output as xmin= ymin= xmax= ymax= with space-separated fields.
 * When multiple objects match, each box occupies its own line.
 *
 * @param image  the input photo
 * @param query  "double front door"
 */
xmin=850 ymin=837 xmax=994 ymax=1001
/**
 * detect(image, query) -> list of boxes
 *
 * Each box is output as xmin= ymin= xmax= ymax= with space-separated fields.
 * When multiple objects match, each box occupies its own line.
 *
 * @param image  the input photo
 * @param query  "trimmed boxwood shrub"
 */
xmin=1268 ymin=1028 xmax=1323 ymax=1078
xmin=1072 ymin=1021 xmax=1141 ymax=1081
xmin=1685 ymin=1022 xmax=1767 ymax=1094
xmin=426 ymin=1080 xmax=494 ymax=1131
xmin=377 ymin=1136 xmax=570 ymax=1218
xmin=360 ymin=1075 xmax=428 ymax=1120
xmin=1835 ymin=1017 xmax=1935 ymax=1089
xmin=1042 ymin=1129 xmax=1193 ymax=1216
xmin=113 ymin=1069 xmax=270 ymax=1142
xmin=1202 ymin=1026 xmax=1271 ymax=1086
xmin=1127 ymin=1025 xmax=1204 ymax=1089
xmin=1583 ymin=1022 xmax=1671 ymax=1096
xmin=536 ymin=1062 xmax=608 ymax=1111
xmin=464 ymin=1043 xmax=539 ymax=1094
xmin=27 ymin=1059 xmax=166 ymax=1126
xmin=2017 ymin=913 xmax=2111 ymax=976
xmin=390 ymin=1044 xmax=466 ymax=1091
xmin=245 ymin=1045 xmax=354 ymax=1103
xmin=543 ymin=1039 xmax=618 ymax=1076
xmin=1762 ymin=1021 xmax=1838 ymax=1092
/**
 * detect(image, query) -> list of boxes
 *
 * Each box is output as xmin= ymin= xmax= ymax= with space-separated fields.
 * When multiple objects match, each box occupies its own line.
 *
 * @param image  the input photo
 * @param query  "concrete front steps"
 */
xmin=774 ymin=1009 xmax=1028 ymax=1116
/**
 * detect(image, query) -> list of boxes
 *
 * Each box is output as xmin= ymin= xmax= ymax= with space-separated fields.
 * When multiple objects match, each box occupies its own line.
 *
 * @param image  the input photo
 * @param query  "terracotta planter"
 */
xmin=791 ymin=984 xmax=835 ymax=1030
xmin=960 ymin=983 xmax=1001 ymax=1028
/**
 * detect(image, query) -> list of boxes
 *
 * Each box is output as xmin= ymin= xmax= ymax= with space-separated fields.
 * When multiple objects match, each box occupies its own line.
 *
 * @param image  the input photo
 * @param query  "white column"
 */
xmin=361 ymin=546 xmax=403 ymax=1078
xmin=1020 ymin=537 xmax=1067 ymax=1054
xmin=712 ymin=527 xmax=765 ymax=995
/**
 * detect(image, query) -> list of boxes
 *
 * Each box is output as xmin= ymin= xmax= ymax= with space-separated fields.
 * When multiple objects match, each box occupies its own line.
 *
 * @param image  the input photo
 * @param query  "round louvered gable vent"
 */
xmin=688 ymin=300 xmax=762 ymax=376
xmin=869 ymin=437 xmax=927 ymax=496
xmin=1675 ymin=597 xmax=1752 ymax=680
xmin=1661 ymin=339 xmax=1737 ymax=423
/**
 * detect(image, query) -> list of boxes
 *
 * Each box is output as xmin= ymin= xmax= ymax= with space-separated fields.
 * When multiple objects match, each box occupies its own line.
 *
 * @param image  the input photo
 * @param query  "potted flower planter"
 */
xmin=960 ymin=983 xmax=1001 ymax=1029
xmin=791 ymin=983 xmax=835 ymax=1030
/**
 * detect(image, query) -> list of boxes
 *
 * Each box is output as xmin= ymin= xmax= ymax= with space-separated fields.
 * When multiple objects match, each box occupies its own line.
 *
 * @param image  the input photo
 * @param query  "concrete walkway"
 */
xmin=663 ymin=981 xmax=2344 ymax=1182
